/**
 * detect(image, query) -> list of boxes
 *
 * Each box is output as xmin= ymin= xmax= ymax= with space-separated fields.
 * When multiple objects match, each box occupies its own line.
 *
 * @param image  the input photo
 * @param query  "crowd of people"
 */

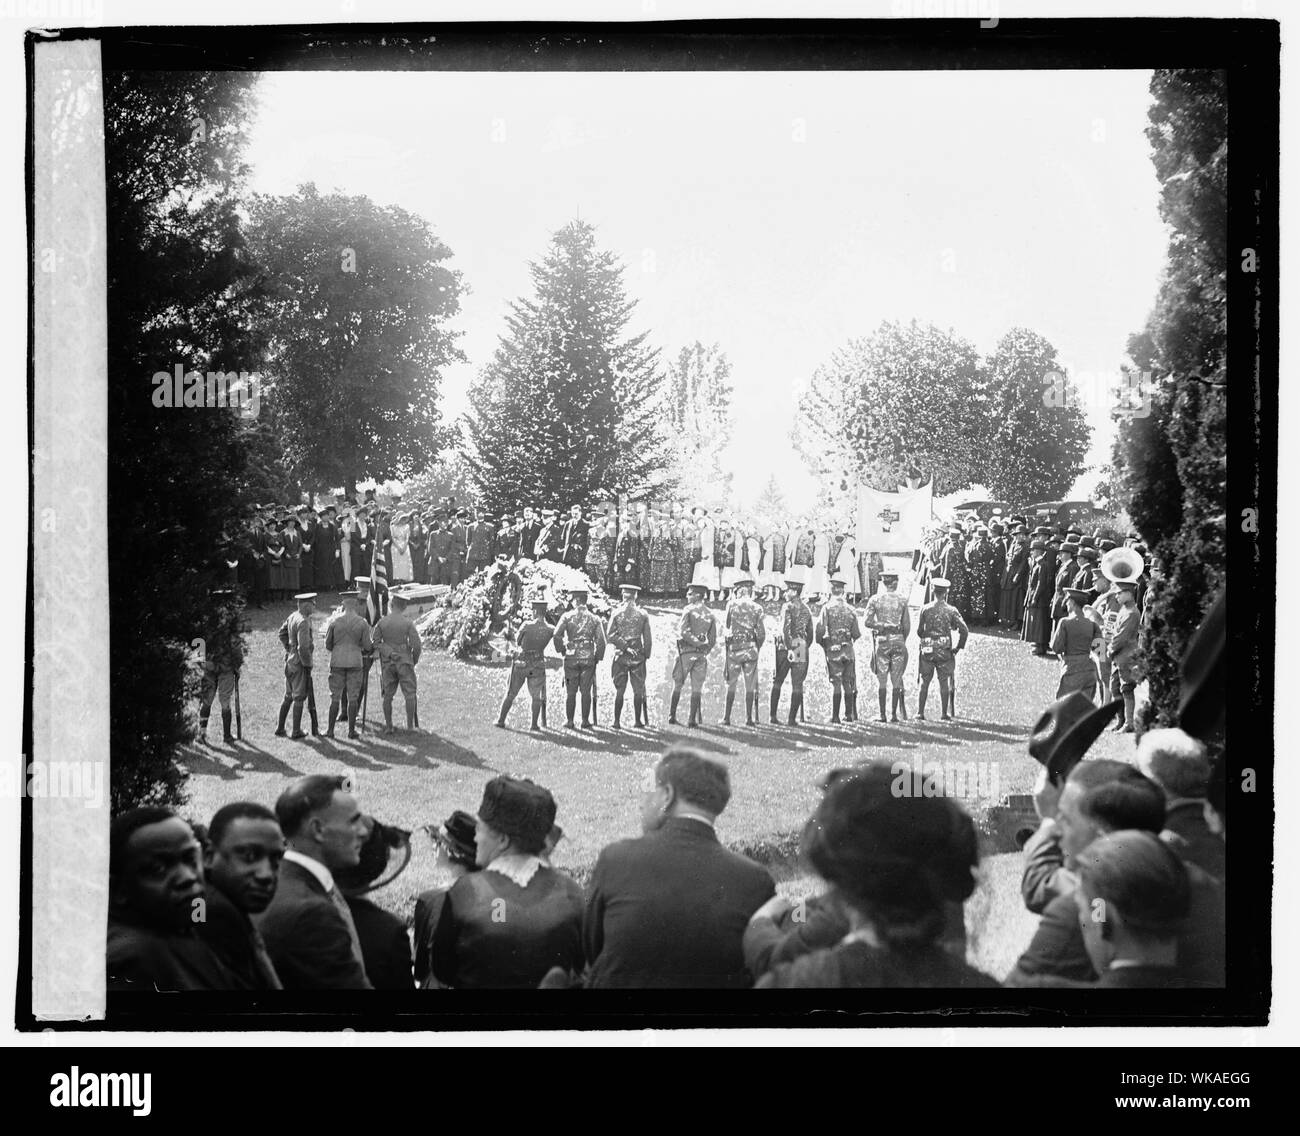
xmin=107 ymin=716 xmax=1225 ymax=992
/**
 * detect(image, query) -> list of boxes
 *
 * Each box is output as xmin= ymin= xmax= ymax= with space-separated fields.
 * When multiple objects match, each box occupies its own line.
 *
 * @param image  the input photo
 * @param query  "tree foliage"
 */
xmin=662 ymin=341 xmax=734 ymax=502
xmin=105 ymin=71 xmax=266 ymax=810
xmin=463 ymin=220 xmax=670 ymax=513
xmin=1112 ymin=70 xmax=1228 ymax=728
xmin=247 ymin=183 xmax=465 ymax=493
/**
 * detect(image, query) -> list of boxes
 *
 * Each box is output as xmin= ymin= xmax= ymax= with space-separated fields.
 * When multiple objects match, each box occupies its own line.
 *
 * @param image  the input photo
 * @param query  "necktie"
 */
xmin=248 ymin=925 xmax=284 ymax=990
xmin=329 ymin=886 xmax=368 ymax=973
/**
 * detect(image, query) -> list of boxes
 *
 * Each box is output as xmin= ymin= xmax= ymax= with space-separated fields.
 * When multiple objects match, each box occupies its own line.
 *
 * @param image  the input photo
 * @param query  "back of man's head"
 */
xmin=1068 ymin=760 xmax=1165 ymax=835
xmin=1077 ymin=830 xmax=1191 ymax=934
xmin=1136 ymin=727 xmax=1210 ymax=801
xmin=276 ymin=775 xmax=348 ymax=838
xmin=657 ymin=748 xmax=731 ymax=817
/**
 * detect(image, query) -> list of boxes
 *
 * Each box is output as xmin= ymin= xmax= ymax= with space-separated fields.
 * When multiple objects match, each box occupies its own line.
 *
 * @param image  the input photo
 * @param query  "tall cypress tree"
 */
xmin=463 ymin=220 xmax=668 ymax=513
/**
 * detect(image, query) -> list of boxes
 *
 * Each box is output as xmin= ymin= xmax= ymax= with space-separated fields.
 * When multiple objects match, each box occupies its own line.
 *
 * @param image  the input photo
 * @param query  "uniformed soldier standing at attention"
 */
xmin=275 ymin=592 xmax=316 ymax=740
xmin=605 ymin=582 xmax=653 ymax=729
xmin=770 ymin=577 xmax=814 ymax=726
xmin=497 ymin=591 xmax=554 ymax=731
xmin=553 ymin=587 xmax=606 ymax=730
xmin=915 ymin=578 xmax=969 ymax=721
xmin=863 ymin=569 xmax=911 ymax=722
xmin=722 ymin=574 xmax=765 ymax=725
xmin=670 ymin=582 xmax=718 ymax=727
xmin=324 ymin=591 xmax=372 ymax=740
xmin=198 ymin=589 xmax=245 ymax=745
xmin=374 ymin=592 xmax=423 ymax=734
xmin=817 ymin=574 xmax=862 ymax=723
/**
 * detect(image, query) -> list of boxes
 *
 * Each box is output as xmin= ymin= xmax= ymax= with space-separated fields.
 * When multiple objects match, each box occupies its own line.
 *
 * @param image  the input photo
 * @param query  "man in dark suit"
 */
xmin=535 ymin=508 xmax=564 ymax=562
xmin=519 ymin=506 xmax=542 ymax=561
xmin=1137 ymin=727 xmax=1225 ymax=881
xmin=257 ymin=774 xmax=373 ymax=989
xmin=199 ymin=801 xmax=285 ymax=989
xmin=107 ymin=807 xmax=241 ymax=992
xmin=584 ymin=747 xmax=775 ymax=988
xmin=561 ymin=504 xmax=590 ymax=569
xmin=1006 ymin=760 xmax=1224 ymax=987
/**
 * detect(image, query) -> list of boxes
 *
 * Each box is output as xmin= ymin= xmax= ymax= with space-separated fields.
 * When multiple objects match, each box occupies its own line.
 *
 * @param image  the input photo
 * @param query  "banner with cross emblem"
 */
xmin=856 ymin=480 xmax=934 ymax=553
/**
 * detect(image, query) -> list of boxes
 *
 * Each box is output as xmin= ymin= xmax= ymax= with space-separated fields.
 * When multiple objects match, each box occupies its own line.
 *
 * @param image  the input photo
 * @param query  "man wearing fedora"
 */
xmin=497 ymin=590 xmax=556 ymax=731
xmin=553 ymin=587 xmax=606 ymax=730
xmin=606 ymin=582 xmax=653 ymax=730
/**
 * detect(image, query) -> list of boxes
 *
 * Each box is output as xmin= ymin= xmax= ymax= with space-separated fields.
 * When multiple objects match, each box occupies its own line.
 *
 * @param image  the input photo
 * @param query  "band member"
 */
xmin=722 ymin=575 xmax=766 ymax=725
xmin=863 ymin=569 xmax=911 ymax=722
xmin=916 ymin=578 xmax=969 ymax=721
xmin=670 ymin=582 xmax=717 ymax=727
xmin=275 ymin=593 xmax=316 ymax=740
xmin=553 ymin=587 xmax=606 ymax=729
xmin=770 ymin=577 xmax=814 ymax=726
xmin=816 ymin=574 xmax=862 ymax=723
xmin=497 ymin=591 xmax=554 ymax=731
xmin=606 ymin=583 xmax=653 ymax=729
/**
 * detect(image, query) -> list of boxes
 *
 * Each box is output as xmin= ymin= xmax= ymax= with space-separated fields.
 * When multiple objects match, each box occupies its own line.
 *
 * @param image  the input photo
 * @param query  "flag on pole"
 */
xmin=856 ymin=480 xmax=934 ymax=553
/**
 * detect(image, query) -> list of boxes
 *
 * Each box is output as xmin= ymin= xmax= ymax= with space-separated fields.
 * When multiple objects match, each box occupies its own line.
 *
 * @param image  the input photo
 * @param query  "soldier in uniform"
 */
xmin=915 ymin=578 xmax=969 ymax=721
xmin=863 ymin=569 xmax=911 ymax=722
xmin=1050 ymin=587 xmax=1101 ymax=701
xmin=275 ymin=592 xmax=317 ymax=740
xmin=552 ymin=587 xmax=606 ymax=730
xmin=198 ymin=589 xmax=245 ymax=746
xmin=497 ymin=591 xmax=554 ymax=730
xmin=722 ymin=574 xmax=766 ymax=725
xmin=374 ymin=592 xmax=423 ymax=734
xmin=323 ymin=590 xmax=372 ymax=740
xmin=606 ymin=583 xmax=653 ymax=729
xmin=669 ymin=582 xmax=717 ymax=727
xmin=770 ymin=577 xmax=814 ymax=726
xmin=816 ymin=574 xmax=862 ymax=723
xmin=1108 ymin=580 xmax=1142 ymax=733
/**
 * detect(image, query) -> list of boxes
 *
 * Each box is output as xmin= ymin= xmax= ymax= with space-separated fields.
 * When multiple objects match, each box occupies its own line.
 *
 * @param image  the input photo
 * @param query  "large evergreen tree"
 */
xmin=981 ymin=328 xmax=1091 ymax=502
xmin=1111 ymin=69 xmax=1228 ymax=728
xmin=105 ymin=71 xmax=266 ymax=810
xmin=663 ymin=341 xmax=734 ymax=501
xmin=247 ymin=184 xmax=465 ymax=494
xmin=463 ymin=220 xmax=669 ymax=512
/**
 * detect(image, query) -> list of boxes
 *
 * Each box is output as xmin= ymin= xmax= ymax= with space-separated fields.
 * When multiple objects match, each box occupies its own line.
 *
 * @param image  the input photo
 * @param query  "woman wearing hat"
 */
xmin=429 ymin=777 xmax=584 ymax=988
xmin=389 ymin=511 xmax=414 ymax=585
xmin=1051 ymin=588 xmax=1102 ymax=701
xmin=281 ymin=514 xmax=303 ymax=597
xmin=745 ymin=762 xmax=997 ymax=988
xmin=413 ymin=810 xmax=480 ymax=989
xmin=648 ymin=508 xmax=674 ymax=597
xmin=265 ymin=515 xmax=287 ymax=601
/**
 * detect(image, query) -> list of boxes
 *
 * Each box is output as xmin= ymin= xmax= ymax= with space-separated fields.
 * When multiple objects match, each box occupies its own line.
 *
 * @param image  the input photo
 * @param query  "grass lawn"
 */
xmin=178 ymin=585 xmax=1142 ymax=981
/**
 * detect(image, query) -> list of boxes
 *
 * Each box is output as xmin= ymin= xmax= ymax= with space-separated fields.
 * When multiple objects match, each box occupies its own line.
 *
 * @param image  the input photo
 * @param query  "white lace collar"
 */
xmin=485 ymin=853 xmax=545 ymax=888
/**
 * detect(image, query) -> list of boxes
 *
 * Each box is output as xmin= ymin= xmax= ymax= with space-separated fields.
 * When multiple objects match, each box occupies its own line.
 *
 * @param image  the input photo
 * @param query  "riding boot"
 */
xmin=613 ymin=694 xmax=624 ymax=730
xmin=290 ymin=703 xmax=306 ymax=739
xmin=406 ymin=701 xmax=416 ymax=730
xmin=221 ymin=709 xmax=234 ymax=743
xmin=540 ymin=701 xmax=548 ymax=729
xmin=669 ymin=689 xmax=681 ymax=725
xmin=746 ymin=693 xmax=757 ymax=725
xmin=769 ymin=686 xmax=781 ymax=724
xmin=878 ymin=689 xmax=888 ymax=722
xmin=843 ymin=693 xmax=854 ymax=722
xmin=1122 ymin=689 xmax=1136 ymax=732
xmin=831 ymin=692 xmax=841 ymax=724
xmin=787 ymin=692 xmax=802 ymax=726
xmin=689 ymin=693 xmax=702 ymax=727
xmin=530 ymin=700 xmax=542 ymax=731
xmin=723 ymin=691 xmax=735 ymax=725
xmin=348 ymin=703 xmax=360 ymax=739
xmin=897 ymin=691 xmax=907 ymax=720
xmin=566 ymin=688 xmax=578 ymax=728
xmin=636 ymin=696 xmax=647 ymax=727
xmin=327 ymin=704 xmax=339 ymax=738
xmin=580 ymin=685 xmax=593 ymax=728
xmin=308 ymin=702 xmax=320 ymax=736
xmin=275 ymin=699 xmax=291 ymax=737
xmin=890 ymin=691 xmax=899 ymax=723
xmin=941 ymin=685 xmax=953 ymax=720
xmin=917 ymin=685 xmax=928 ymax=719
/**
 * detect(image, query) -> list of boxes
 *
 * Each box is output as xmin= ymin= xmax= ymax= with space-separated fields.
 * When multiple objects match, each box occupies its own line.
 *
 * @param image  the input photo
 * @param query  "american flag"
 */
xmin=367 ymin=540 xmax=389 ymax=624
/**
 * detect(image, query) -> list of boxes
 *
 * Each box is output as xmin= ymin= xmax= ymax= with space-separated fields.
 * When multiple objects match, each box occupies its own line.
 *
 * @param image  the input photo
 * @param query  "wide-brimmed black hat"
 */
xmin=477 ymin=776 xmax=557 ymax=854
xmin=439 ymin=809 xmax=479 ymax=865
xmin=1028 ymin=693 xmax=1125 ymax=785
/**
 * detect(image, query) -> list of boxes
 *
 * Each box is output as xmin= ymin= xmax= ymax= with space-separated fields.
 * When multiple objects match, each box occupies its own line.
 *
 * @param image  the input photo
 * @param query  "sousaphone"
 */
xmin=1100 ymin=545 xmax=1145 ymax=585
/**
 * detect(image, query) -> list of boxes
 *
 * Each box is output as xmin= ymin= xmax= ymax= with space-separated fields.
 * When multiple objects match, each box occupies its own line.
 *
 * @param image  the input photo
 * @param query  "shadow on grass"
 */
xmin=181 ymin=741 xmax=304 ymax=779
xmin=318 ymin=729 xmax=486 ymax=771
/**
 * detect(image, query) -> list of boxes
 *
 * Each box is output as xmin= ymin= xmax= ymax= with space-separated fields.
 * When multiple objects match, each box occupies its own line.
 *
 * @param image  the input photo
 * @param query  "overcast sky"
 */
xmin=244 ymin=68 xmax=1168 ymax=509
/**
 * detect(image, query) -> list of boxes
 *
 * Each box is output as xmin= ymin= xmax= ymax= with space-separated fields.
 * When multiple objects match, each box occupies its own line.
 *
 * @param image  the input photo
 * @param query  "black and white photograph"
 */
xmin=8 ymin=0 xmax=1293 ymax=1084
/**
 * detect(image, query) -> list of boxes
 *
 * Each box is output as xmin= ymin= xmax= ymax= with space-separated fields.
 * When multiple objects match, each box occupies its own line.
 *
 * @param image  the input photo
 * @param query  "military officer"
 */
xmin=374 ymin=591 xmax=423 ymax=734
xmin=816 ymin=573 xmax=862 ymax=723
xmin=198 ymin=589 xmax=244 ymax=745
xmin=722 ymin=574 xmax=766 ymax=725
xmin=323 ymin=590 xmax=373 ymax=739
xmin=606 ymin=582 xmax=653 ymax=729
xmin=915 ymin=578 xmax=969 ymax=721
xmin=670 ymin=582 xmax=718 ymax=727
xmin=275 ymin=592 xmax=317 ymax=740
xmin=770 ymin=576 xmax=815 ymax=726
xmin=497 ymin=590 xmax=554 ymax=730
xmin=553 ymin=587 xmax=606 ymax=729
xmin=863 ymin=569 xmax=911 ymax=722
